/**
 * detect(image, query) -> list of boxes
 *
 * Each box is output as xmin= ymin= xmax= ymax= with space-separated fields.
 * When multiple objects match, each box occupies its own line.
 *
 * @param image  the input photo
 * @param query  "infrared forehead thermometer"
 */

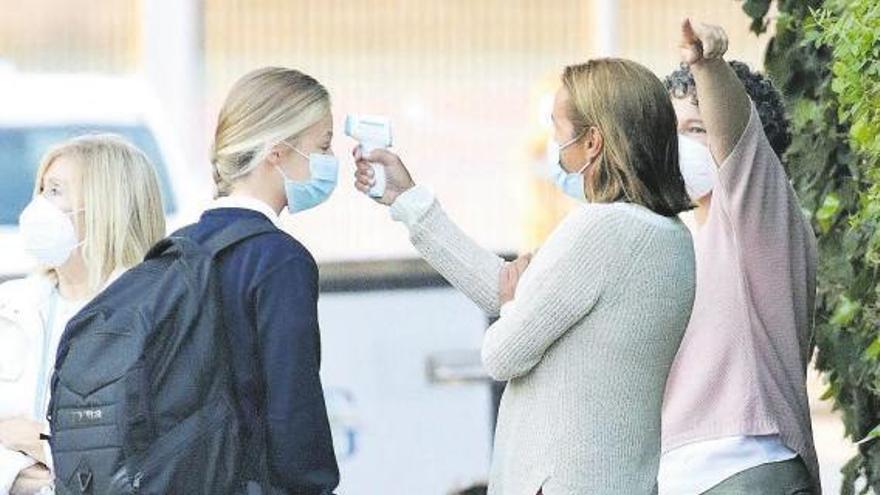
xmin=345 ymin=114 xmax=392 ymax=198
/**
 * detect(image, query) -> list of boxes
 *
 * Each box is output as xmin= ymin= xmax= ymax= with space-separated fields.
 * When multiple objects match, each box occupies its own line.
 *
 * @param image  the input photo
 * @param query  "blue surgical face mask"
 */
xmin=547 ymin=133 xmax=591 ymax=201
xmin=275 ymin=144 xmax=339 ymax=213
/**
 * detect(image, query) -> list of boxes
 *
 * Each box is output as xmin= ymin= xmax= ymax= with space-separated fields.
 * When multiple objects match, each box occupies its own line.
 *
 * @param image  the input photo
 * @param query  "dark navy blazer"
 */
xmin=184 ymin=207 xmax=338 ymax=494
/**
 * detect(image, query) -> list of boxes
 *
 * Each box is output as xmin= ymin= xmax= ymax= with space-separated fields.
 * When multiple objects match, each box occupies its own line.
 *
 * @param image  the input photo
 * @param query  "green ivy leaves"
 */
xmin=831 ymin=294 xmax=861 ymax=327
xmin=816 ymin=192 xmax=841 ymax=234
xmin=741 ymin=0 xmax=880 ymax=490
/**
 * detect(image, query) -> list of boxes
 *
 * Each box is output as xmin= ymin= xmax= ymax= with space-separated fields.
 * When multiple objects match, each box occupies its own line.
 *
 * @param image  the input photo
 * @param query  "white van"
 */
xmin=319 ymin=262 xmax=495 ymax=494
xmin=0 ymin=66 xmax=200 ymax=282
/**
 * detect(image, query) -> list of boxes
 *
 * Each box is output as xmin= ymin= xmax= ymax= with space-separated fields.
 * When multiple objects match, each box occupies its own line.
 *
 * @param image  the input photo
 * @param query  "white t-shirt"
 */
xmin=35 ymin=289 xmax=88 ymax=420
xmin=658 ymin=435 xmax=797 ymax=494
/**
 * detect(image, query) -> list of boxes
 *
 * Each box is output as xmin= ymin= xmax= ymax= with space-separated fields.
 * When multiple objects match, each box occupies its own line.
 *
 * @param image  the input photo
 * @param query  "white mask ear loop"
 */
xmin=559 ymin=131 xmax=592 ymax=174
xmin=273 ymin=164 xmax=290 ymax=181
xmin=558 ymin=131 xmax=584 ymax=152
xmin=66 ymin=207 xmax=86 ymax=248
xmin=276 ymin=143 xmax=315 ymax=187
xmin=280 ymin=141 xmax=310 ymax=160
xmin=576 ymin=158 xmax=593 ymax=175
xmin=562 ymin=132 xmax=593 ymax=176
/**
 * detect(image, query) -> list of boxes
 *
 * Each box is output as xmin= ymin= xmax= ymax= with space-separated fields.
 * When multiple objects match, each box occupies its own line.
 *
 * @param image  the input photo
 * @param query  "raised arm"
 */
xmin=680 ymin=19 xmax=752 ymax=164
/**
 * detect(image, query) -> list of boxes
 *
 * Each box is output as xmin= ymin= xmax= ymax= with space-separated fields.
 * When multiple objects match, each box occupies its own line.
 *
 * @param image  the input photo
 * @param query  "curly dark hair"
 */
xmin=664 ymin=60 xmax=791 ymax=158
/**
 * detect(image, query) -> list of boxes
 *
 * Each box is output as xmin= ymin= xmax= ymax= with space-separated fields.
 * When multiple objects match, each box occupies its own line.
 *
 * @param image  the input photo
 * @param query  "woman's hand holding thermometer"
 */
xmin=345 ymin=114 xmax=393 ymax=198
xmin=351 ymin=121 xmax=415 ymax=206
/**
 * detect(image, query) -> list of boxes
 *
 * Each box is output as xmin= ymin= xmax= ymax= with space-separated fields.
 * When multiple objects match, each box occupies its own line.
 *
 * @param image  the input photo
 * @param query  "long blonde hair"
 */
xmin=211 ymin=67 xmax=331 ymax=197
xmin=33 ymin=134 xmax=166 ymax=291
xmin=562 ymin=58 xmax=692 ymax=217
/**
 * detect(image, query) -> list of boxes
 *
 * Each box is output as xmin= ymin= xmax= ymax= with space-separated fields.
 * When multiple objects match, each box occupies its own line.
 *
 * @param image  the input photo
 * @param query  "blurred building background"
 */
xmin=0 ymin=0 xmax=774 ymax=260
xmin=0 ymin=0 xmax=854 ymax=492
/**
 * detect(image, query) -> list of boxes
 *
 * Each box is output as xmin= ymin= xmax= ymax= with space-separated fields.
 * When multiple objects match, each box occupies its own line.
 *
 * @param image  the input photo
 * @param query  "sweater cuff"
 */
xmin=390 ymin=184 xmax=435 ymax=228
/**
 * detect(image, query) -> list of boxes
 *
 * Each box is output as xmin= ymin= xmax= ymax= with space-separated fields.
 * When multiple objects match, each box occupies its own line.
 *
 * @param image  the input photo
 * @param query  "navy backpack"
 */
xmin=48 ymin=219 xmax=274 ymax=494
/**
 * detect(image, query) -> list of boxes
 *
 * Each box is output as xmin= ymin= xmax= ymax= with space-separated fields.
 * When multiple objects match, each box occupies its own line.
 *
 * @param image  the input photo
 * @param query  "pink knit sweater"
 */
xmin=661 ymin=103 xmax=821 ymax=491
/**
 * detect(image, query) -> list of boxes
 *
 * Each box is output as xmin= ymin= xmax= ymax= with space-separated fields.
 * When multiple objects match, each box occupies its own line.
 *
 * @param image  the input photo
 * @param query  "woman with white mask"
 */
xmin=0 ymin=135 xmax=166 ymax=495
xmin=658 ymin=20 xmax=820 ymax=494
xmin=354 ymin=58 xmax=696 ymax=494
xmin=177 ymin=67 xmax=339 ymax=493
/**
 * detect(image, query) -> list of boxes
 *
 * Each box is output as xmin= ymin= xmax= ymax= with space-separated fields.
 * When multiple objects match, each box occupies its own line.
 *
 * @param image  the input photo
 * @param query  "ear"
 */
xmin=582 ymin=126 xmax=604 ymax=163
xmin=265 ymin=144 xmax=288 ymax=166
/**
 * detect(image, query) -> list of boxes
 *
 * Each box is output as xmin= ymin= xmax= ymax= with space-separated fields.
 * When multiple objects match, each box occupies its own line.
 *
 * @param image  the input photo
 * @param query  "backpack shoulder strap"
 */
xmin=143 ymin=223 xmax=204 ymax=261
xmin=202 ymin=218 xmax=278 ymax=258
xmin=144 ymin=218 xmax=276 ymax=262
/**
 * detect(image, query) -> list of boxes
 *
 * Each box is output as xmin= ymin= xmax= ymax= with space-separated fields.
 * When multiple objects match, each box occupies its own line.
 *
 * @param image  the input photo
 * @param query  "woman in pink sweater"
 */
xmin=657 ymin=19 xmax=820 ymax=494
